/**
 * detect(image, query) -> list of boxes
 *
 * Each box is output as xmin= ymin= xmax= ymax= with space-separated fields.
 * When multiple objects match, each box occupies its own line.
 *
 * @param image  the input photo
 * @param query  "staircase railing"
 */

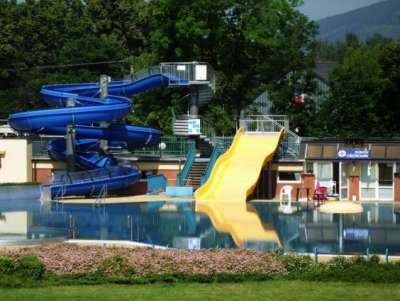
xmin=176 ymin=141 xmax=196 ymax=186
xmin=200 ymin=118 xmax=216 ymax=141
xmin=239 ymin=115 xmax=301 ymax=160
xmin=200 ymin=147 xmax=220 ymax=185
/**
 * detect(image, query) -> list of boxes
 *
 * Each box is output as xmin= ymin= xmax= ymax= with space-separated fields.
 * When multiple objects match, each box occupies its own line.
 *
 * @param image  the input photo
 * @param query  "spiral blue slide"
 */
xmin=8 ymin=71 xmax=187 ymax=199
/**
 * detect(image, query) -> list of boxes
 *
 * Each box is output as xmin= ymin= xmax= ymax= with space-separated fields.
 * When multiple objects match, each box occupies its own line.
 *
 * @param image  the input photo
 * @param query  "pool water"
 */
xmin=1 ymin=185 xmax=400 ymax=255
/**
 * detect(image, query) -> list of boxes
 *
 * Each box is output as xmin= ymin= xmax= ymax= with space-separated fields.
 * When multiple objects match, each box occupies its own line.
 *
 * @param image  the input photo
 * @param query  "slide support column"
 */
xmin=65 ymin=97 xmax=76 ymax=172
xmin=100 ymin=74 xmax=110 ymax=150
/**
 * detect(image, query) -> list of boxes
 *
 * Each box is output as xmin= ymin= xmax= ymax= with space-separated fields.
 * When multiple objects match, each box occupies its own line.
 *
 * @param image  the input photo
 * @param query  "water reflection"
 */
xmin=195 ymin=200 xmax=281 ymax=250
xmin=0 ymin=186 xmax=400 ymax=254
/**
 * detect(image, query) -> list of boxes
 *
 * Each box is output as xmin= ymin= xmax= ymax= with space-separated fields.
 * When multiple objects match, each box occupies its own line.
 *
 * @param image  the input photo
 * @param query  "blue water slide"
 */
xmin=8 ymin=73 xmax=186 ymax=198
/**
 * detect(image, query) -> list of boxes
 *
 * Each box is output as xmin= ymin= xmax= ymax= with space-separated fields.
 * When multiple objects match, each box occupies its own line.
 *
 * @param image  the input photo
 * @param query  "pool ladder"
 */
xmin=94 ymin=184 xmax=108 ymax=206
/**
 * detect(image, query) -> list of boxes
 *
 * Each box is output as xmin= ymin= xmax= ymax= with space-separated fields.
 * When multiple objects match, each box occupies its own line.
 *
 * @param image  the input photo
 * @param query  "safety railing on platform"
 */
xmin=176 ymin=142 xmax=196 ymax=186
xmin=128 ymin=62 xmax=215 ymax=90
xmin=160 ymin=62 xmax=216 ymax=91
xmin=239 ymin=115 xmax=301 ymax=160
xmin=239 ymin=117 xmax=282 ymax=133
xmin=130 ymin=136 xmax=195 ymax=158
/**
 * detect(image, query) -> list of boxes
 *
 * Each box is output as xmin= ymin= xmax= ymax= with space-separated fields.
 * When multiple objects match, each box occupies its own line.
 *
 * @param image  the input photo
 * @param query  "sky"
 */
xmin=299 ymin=0 xmax=385 ymax=20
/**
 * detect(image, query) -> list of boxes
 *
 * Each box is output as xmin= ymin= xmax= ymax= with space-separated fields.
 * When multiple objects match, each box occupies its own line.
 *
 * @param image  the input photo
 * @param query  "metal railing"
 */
xmin=239 ymin=118 xmax=282 ymax=133
xmin=130 ymin=136 xmax=195 ymax=158
xmin=213 ymin=136 xmax=233 ymax=152
xmin=200 ymin=146 xmax=221 ymax=185
xmin=32 ymin=138 xmax=51 ymax=159
xmin=129 ymin=62 xmax=215 ymax=91
xmin=160 ymin=62 xmax=216 ymax=91
xmin=200 ymin=118 xmax=216 ymax=141
xmin=239 ymin=115 xmax=301 ymax=160
xmin=176 ymin=142 xmax=196 ymax=186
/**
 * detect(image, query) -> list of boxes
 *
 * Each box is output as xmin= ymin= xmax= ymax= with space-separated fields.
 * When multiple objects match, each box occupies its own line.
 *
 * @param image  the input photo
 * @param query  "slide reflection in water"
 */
xmin=195 ymin=200 xmax=281 ymax=248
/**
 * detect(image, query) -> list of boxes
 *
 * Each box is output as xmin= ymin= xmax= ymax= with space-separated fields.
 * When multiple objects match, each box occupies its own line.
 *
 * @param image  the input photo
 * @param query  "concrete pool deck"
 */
xmin=58 ymin=193 xmax=194 ymax=204
xmin=57 ymin=194 xmax=396 ymax=205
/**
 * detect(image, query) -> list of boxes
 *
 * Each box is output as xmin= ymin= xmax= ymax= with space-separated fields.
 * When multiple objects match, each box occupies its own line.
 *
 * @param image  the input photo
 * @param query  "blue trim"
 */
xmin=176 ymin=142 xmax=196 ymax=186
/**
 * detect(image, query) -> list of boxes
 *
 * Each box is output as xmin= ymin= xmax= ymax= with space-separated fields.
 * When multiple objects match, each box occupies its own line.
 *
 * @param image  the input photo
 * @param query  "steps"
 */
xmin=173 ymin=116 xmax=189 ymax=136
xmin=185 ymin=160 xmax=208 ymax=189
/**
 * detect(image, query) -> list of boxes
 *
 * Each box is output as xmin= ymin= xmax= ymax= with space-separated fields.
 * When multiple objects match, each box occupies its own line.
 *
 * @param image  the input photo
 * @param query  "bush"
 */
xmin=0 ymin=256 xmax=16 ymax=274
xmin=16 ymin=256 xmax=44 ymax=279
xmin=97 ymin=255 xmax=135 ymax=277
xmin=277 ymin=254 xmax=315 ymax=275
xmin=278 ymin=255 xmax=400 ymax=283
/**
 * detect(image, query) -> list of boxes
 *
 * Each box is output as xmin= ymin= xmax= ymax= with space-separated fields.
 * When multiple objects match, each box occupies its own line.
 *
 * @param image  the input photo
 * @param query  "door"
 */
xmin=340 ymin=162 xmax=349 ymax=200
xmin=360 ymin=162 xmax=378 ymax=200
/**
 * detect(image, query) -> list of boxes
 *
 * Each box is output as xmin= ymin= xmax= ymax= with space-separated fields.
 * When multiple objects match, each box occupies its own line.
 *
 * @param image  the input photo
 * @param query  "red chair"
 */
xmin=313 ymin=186 xmax=328 ymax=203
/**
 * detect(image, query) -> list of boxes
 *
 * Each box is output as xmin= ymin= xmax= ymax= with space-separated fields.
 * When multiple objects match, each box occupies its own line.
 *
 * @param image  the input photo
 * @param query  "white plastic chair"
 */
xmin=279 ymin=185 xmax=293 ymax=214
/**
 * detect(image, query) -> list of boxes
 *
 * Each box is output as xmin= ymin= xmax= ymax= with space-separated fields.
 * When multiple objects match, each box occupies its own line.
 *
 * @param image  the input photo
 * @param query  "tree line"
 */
xmin=1 ymin=0 xmax=399 ymax=138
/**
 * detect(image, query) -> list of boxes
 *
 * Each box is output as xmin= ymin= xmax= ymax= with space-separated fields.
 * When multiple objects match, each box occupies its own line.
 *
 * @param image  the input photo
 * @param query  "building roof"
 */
xmin=315 ymin=61 xmax=336 ymax=83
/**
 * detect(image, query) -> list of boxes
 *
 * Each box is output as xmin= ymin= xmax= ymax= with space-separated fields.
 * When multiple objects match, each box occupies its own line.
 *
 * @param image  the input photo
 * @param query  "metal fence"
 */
xmin=160 ymin=62 xmax=216 ymax=91
xmin=239 ymin=115 xmax=301 ymax=160
xmin=32 ymin=138 xmax=52 ymax=159
xmin=131 ymin=136 xmax=195 ymax=158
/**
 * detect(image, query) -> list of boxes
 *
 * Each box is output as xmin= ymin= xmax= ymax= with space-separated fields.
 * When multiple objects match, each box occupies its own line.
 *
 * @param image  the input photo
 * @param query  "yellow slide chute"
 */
xmin=194 ymin=128 xmax=284 ymax=247
xmin=195 ymin=128 xmax=284 ymax=203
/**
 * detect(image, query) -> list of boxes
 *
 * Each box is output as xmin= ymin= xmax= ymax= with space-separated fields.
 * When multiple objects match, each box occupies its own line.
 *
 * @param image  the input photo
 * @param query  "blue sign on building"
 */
xmin=337 ymin=148 xmax=370 ymax=159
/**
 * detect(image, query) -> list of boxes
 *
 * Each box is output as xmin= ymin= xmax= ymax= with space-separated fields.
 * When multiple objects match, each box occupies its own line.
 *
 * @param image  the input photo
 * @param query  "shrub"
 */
xmin=0 ymin=256 xmax=16 ymax=274
xmin=277 ymin=254 xmax=315 ymax=274
xmin=97 ymin=255 xmax=135 ymax=277
xmin=16 ymin=256 xmax=44 ymax=279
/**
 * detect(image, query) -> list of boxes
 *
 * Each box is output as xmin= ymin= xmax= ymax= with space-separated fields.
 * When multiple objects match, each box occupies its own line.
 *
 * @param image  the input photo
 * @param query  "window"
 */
xmin=305 ymin=162 xmax=313 ymax=174
xmin=315 ymin=162 xmax=332 ymax=182
xmin=278 ymin=172 xmax=301 ymax=182
xmin=379 ymin=163 xmax=393 ymax=186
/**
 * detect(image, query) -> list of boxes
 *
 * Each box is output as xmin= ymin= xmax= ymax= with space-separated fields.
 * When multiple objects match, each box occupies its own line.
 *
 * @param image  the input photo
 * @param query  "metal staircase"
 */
xmin=185 ymin=160 xmax=209 ymax=189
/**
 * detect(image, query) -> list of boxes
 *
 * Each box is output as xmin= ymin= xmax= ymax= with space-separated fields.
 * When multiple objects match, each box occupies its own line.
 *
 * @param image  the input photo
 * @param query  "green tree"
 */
xmin=142 ymin=0 xmax=317 ymax=133
xmin=317 ymin=45 xmax=384 ymax=137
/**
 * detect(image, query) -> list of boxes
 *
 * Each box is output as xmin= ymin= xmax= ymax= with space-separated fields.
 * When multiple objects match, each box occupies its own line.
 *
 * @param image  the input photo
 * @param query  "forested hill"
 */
xmin=318 ymin=0 xmax=400 ymax=41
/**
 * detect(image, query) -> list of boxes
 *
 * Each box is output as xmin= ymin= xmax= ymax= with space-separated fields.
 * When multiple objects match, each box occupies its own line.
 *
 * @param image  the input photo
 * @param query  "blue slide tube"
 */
xmin=9 ymin=73 xmax=181 ymax=198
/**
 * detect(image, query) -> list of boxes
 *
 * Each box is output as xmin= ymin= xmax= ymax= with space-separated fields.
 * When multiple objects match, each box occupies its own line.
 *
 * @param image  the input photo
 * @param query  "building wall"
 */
xmin=272 ymin=162 xmax=305 ymax=199
xmin=32 ymin=160 xmax=181 ymax=186
xmin=0 ymin=211 xmax=29 ymax=235
xmin=0 ymin=139 xmax=32 ymax=183
xmin=136 ymin=161 xmax=181 ymax=186
xmin=32 ymin=161 xmax=66 ymax=183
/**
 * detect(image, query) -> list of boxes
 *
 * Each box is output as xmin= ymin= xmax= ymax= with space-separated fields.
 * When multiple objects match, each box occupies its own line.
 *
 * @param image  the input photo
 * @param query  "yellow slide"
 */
xmin=195 ymin=128 xmax=284 ymax=203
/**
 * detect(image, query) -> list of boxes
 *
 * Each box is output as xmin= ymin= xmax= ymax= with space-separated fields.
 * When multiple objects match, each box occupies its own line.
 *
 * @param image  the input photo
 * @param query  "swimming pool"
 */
xmin=1 ymin=185 xmax=400 ymax=255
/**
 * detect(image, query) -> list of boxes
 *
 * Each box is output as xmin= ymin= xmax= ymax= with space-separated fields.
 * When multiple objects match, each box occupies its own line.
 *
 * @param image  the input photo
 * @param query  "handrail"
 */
xmin=239 ymin=114 xmax=301 ymax=160
xmin=176 ymin=142 xmax=196 ymax=186
xmin=201 ymin=118 xmax=216 ymax=142
xmin=195 ymin=128 xmax=244 ymax=199
xmin=200 ymin=146 xmax=221 ymax=185
xmin=94 ymin=184 xmax=108 ymax=206
xmin=130 ymin=62 xmax=215 ymax=90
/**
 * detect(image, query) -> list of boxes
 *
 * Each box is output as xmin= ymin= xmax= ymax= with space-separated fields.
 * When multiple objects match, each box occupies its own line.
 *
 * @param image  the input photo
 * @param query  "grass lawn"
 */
xmin=1 ymin=280 xmax=400 ymax=301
